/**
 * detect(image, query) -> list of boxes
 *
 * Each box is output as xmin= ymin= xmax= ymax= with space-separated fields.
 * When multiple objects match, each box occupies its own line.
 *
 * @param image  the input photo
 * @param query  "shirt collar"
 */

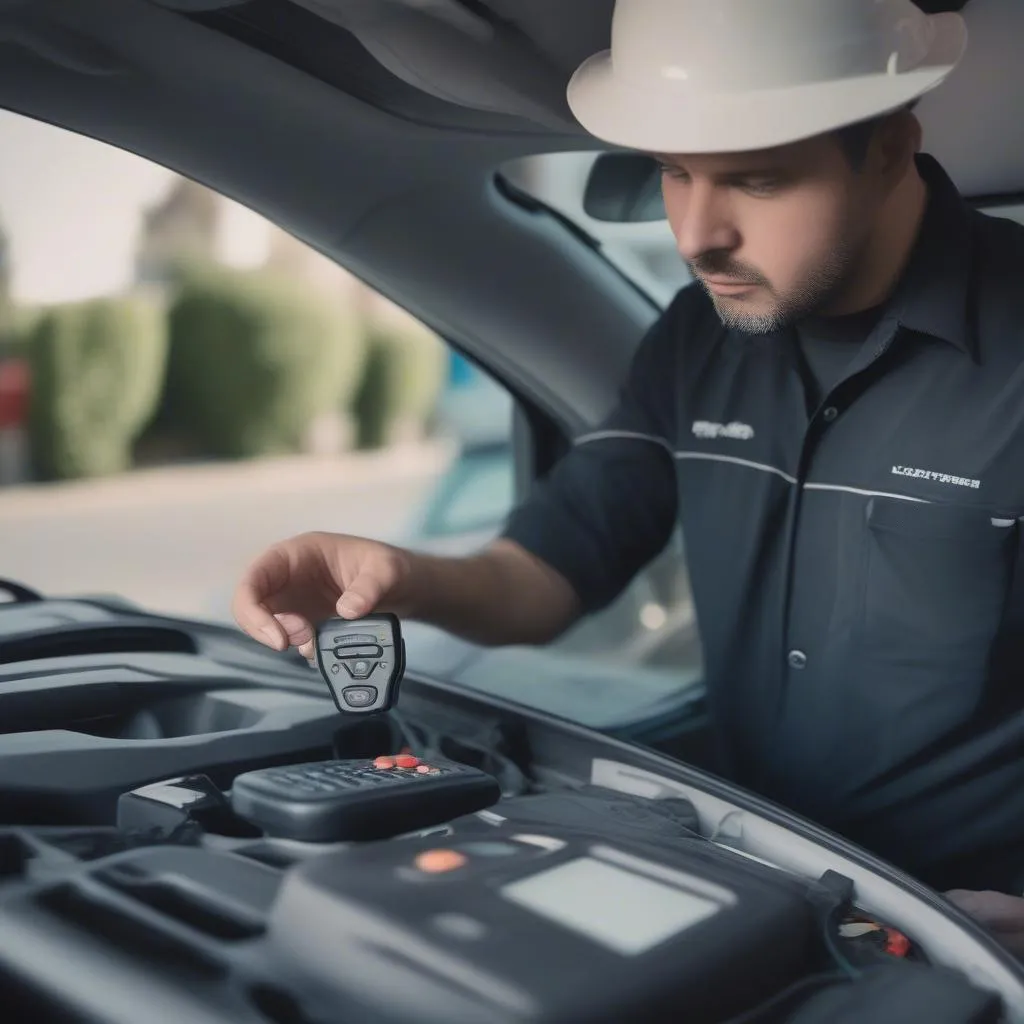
xmin=886 ymin=153 xmax=977 ymax=360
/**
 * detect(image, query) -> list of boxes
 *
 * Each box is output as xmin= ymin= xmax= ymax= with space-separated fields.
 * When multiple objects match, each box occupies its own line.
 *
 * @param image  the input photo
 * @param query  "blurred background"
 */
xmin=0 ymin=110 xmax=688 ymax=629
xmin=0 ymin=108 xmax=520 ymax=621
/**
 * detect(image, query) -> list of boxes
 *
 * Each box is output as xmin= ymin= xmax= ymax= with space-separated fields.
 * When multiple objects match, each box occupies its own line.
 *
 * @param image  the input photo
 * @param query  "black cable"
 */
xmin=808 ymin=870 xmax=863 ymax=979
xmin=389 ymin=711 xmax=530 ymax=796
xmin=388 ymin=709 xmax=437 ymax=759
xmin=823 ymin=900 xmax=863 ymax=979
xmin=718 ymin=970 xmax=849 ymax=1024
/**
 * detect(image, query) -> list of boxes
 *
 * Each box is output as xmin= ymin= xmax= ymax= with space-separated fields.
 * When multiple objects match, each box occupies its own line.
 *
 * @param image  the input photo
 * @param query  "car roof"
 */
xmin=0 ymin=0 xmax=1017 ymax=430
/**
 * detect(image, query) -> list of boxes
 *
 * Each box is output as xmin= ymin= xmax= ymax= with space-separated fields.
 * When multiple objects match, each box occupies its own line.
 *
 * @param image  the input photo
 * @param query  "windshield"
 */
xmin=0 ymin=111 xmax=702 ymax=737
xmin=5 ymin=115 xmax=1017 ymax=736
xmin=501 ymin=152 xmax=691 ymax=305
xmin=0 ymin=109 xmax=494 ymax=617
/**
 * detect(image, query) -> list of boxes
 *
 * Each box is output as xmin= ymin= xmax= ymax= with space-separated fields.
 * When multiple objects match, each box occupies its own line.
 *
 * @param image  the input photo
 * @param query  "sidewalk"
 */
xmin=0 ymin=440 xmax=456 ymax=619
xmin=0 ymin=438 xmax=455 ymax=516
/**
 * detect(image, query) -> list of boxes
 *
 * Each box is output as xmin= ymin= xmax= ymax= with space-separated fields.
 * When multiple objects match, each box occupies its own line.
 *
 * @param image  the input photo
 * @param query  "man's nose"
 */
xmin=674 ymin=184 xmax=739 ymax=263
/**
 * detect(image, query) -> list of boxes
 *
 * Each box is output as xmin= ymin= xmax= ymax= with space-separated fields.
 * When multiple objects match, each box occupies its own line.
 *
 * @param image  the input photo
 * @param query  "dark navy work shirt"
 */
xmin=502 ymin=155 xmax=1024 ymax=892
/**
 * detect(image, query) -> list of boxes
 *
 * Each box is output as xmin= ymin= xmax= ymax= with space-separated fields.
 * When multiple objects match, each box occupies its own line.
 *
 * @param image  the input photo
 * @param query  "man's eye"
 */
xmin=658 ymin=164 xmax=690 ymax=183
xmin=740 ymin=178 xmax=782 ymax=197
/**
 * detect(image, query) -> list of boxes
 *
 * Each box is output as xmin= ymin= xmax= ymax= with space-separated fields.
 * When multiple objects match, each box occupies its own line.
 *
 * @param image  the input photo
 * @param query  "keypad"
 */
xmin=252 ymin=759 xmax=452 ymax=799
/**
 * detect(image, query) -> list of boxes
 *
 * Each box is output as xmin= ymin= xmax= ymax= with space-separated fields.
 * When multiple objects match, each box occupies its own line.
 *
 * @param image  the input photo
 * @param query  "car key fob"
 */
xmin=314 ymin=613 xmax=405 ymax=715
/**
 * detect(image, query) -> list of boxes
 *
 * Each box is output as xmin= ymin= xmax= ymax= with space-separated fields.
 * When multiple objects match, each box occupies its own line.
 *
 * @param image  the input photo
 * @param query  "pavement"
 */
xmin=0 ymin=440 xmax=456 ymax=622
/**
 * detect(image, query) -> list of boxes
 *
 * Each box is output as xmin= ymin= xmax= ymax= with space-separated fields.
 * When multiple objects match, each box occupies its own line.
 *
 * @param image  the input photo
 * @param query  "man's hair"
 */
xmin=833 ymin=102 xmax=919 ymax=170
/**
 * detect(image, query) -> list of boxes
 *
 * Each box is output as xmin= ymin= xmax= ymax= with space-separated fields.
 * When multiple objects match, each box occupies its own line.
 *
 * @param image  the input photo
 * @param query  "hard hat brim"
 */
xmin=567 ymin=12 xmax=967 ymax=154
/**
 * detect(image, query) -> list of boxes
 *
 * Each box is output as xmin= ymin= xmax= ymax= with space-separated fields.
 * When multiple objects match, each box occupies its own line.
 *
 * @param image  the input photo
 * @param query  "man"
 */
xmin=233 ymin=0 xmax=1024 ymax=951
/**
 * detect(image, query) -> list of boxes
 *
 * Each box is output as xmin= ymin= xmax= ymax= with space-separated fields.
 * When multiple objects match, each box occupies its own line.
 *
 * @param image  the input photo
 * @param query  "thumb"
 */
xmin=336 ymin=570 xmax=388 ymax=619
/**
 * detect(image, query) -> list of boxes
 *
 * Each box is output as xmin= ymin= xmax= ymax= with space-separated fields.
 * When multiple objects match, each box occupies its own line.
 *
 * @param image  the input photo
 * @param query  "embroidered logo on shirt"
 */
xmin=692 ymin=420 xmax=755 ymax=441
xmin=891 ymin=465 xmax=981 ymax=490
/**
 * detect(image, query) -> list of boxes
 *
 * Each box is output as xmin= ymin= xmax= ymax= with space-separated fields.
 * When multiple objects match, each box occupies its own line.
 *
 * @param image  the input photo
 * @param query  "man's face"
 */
xmin=656 ymin=135 xmax=880 ymax=333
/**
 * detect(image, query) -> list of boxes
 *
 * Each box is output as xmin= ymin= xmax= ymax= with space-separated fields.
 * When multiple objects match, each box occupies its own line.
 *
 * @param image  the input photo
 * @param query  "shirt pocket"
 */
xmin=861 ymin=497 xmax=1016 ymax=673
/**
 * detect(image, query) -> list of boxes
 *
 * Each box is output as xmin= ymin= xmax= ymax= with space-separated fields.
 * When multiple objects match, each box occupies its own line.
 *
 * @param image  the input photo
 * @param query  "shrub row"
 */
xmin=23 ymin=267 xmax=446 ymax=479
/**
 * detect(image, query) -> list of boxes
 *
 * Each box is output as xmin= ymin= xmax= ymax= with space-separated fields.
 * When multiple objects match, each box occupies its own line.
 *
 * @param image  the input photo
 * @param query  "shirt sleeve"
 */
xmin=500 ymin=294 xmax=683 ymax=614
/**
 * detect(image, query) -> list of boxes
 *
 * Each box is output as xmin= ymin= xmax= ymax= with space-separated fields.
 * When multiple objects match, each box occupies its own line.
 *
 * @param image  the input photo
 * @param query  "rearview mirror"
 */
xmin=583 ymin=153 xmax=666 ymax=223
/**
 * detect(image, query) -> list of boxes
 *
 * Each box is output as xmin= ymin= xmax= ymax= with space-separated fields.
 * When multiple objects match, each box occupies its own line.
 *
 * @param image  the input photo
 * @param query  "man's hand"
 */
xmin=945 ymin=889 xmax=1024 ymax=959
xmin=233 ymin=532 xmax=580 ymax=657
xmin=232 ymin=531 xmax=415 ymax=661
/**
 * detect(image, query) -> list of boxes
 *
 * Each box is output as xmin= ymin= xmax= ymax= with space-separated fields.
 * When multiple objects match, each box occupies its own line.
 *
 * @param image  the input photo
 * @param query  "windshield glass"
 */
xmin=0 ymin=111 xmax=698 ymax=737
xmin=0 ymin=109 xmax=505 ymax=619
xmin=4 ymin=114 xmax=1018 ymax=736
xmin=501 ymin=152 xmax=690 ymax=305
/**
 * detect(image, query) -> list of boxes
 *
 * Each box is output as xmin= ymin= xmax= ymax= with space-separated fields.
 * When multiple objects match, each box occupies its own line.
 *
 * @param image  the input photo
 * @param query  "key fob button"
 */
xmin=342 ymin=686 xmax=377 ymax=708
xmin=335 ymin=644 xmax=384 ymax=659
xmin=344 ymin=659 xmax=376 ymax=680
xmin=332 ymin=633 xmax=378 ymax=645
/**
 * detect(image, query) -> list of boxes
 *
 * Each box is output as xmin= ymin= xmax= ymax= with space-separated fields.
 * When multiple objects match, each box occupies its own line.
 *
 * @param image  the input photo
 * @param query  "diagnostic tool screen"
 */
xmin=501 ymin=857 xmax=721 ymax=955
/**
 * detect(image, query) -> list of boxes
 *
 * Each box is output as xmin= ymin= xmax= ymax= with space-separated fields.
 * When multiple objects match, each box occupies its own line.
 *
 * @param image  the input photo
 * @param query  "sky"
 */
xmin=0 ymin=110 xmax=271 ymax=306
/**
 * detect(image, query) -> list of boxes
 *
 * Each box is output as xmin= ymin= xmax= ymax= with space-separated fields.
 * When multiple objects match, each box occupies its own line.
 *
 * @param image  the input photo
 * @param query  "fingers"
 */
xmin=233 ymin=537 xmax=406 ymax=659
xmin=232 ymin=580 xmax=286 ymax=650
xmin=271 ymin=611 xmax=315 ymax=662
xmin=274 ymin=611 xmax=313 ymax=647
xmin=243 ymin=603 xmax=316 ymax=662
xmin=231 ymin=548 xmax=294 ymax=650
xmin=945 ymin=890 xmax=1024 ymax=932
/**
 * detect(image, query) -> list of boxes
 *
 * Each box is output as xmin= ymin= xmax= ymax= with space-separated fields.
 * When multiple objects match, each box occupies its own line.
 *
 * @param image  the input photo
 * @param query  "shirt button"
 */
xmin=822 ymin=406 xmax=839 ymax=423
xmin=787 ymin=650 xmax=808 ymax=670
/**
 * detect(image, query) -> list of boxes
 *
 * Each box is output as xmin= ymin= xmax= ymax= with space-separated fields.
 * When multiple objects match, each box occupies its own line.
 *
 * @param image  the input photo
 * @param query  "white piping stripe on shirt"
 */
xmin=575 ymin=430 xmax=674 ymax=454
xmin=575 ymin=431 xmax=797 ymax=482
xmin=572 ymin=435 xmax=1012 ymax=515
xmin=802 ymin=482 xmax=928 ymax=504
xmin=672 ymin=450 xmax=799 ymax=485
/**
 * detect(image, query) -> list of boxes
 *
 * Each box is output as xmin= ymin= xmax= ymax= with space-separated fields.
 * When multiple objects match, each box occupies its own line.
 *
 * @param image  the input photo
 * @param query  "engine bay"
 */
xmin=0 ymin=587 xmax=1021 ymax=1023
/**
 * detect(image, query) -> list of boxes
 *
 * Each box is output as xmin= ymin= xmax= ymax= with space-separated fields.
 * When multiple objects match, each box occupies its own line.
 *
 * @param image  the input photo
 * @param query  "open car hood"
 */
xmin=0 ymin=581 xmax=1020 ymax=1022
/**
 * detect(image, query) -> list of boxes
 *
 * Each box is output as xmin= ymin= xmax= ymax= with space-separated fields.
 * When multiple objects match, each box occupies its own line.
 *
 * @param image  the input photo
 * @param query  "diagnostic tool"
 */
xmin=268 ymin=824 xmax=821 ymax=1024
xmin=313 ymin=613 xmax=405 ymax=715
xmin=230 ymin=754 xmax=500 ymax=842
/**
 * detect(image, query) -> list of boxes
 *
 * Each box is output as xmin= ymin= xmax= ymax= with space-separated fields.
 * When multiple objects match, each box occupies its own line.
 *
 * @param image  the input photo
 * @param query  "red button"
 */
xmin=415 ymin=765 xmax=432 ymax=774
xmin=395 ymin=754 xmax=420 ymax=769
xmin=374 ymin=756 xmax=395 ymax=769
xmin=415 ymin=850 xmax=467 ymax=874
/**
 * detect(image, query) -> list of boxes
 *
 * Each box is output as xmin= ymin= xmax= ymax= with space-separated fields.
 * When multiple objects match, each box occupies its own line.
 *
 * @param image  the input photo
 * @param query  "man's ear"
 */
xmin=872 ymin=109 xmax=922 ymax=184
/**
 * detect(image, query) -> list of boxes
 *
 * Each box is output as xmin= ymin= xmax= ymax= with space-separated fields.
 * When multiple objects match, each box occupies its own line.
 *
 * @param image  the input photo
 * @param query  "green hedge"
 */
xmin=0 ymin=306 xmax=42 ymax=359
xmin=352 ymin=318 xmax=447 ymax=449
xmin=162 ymin=268 xmax=367 ymax=458
xmin=27 ymin=297 xmax=167 ymax=480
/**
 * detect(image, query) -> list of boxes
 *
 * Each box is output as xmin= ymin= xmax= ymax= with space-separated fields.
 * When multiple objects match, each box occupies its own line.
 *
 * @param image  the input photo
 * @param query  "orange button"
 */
xmin=395 ymin=754 xmax=420 ymax=769
xmin=415 ymin=849 xmax=467 ymax=874
xmin=373 ymin=756 xmax=395 ymax=769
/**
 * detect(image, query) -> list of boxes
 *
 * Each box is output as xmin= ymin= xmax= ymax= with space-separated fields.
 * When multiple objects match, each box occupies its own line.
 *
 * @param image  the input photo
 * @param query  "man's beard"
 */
xmin=690 ymin=242 xmax=858 ymax=335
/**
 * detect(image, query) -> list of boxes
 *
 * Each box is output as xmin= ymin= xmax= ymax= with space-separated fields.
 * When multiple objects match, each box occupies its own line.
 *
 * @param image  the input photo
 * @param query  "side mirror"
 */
xmin=583 ymin=153 xmax=666 ymax=223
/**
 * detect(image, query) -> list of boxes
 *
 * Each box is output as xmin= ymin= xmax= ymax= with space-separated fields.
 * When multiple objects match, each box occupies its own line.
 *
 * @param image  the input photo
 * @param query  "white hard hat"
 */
xmin=567 ymin=0 xmax=968 ymax=154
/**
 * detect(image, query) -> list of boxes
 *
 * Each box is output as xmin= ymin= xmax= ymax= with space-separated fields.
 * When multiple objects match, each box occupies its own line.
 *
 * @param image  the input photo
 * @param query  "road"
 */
xmin=0 ymin=442 xmax=454 ymax=622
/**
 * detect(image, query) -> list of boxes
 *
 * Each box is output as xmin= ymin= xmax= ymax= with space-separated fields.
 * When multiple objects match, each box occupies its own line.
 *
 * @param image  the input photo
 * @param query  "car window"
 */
xmin=502 ymin=152 xmax=690 ymax=304
xmin=0 ymin=111 xmax=704 ymax=735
